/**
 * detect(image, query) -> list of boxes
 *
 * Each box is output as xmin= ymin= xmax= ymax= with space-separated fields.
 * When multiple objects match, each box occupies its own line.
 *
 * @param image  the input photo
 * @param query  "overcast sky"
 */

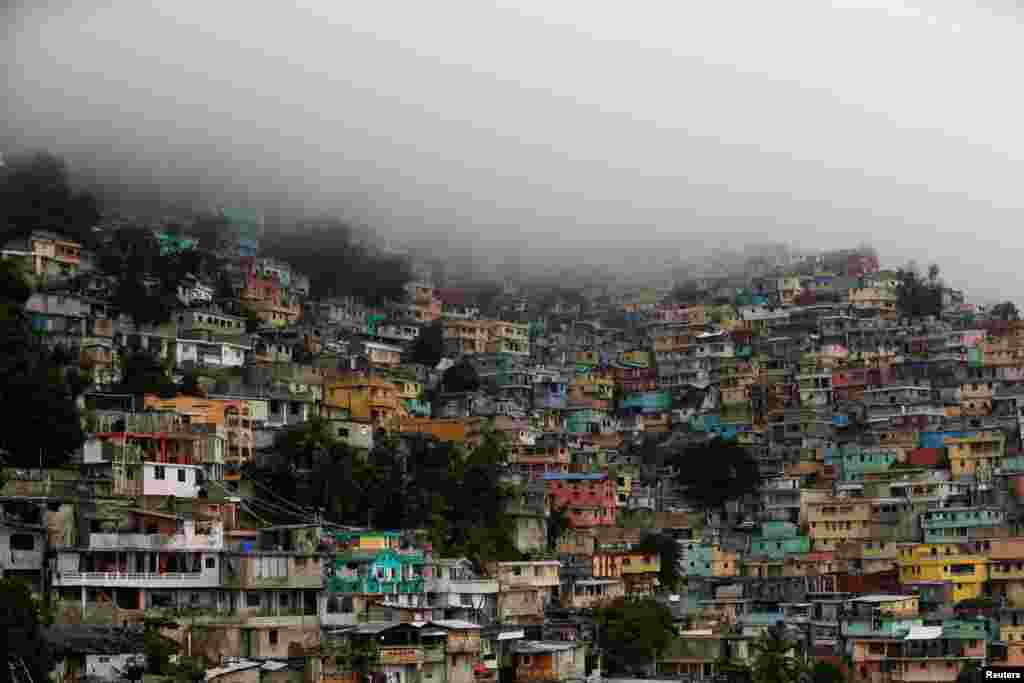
xmin=3 ymin=1 xmax=1024 ymax=300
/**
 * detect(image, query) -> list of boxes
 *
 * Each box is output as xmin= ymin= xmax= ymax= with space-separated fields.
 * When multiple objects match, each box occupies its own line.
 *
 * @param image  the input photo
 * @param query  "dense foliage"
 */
xmin=895 ymin=264 xmax=943 ymax=319
xmin=0 ymin=260 xmax=86 ymax=468
xmin=251 ymin=421 xmax=522 ymax=568
xmin=442 ymin=358 xmax=481 ymax=393
xmin=636 ymin=532 xmax=682 ymax=590
xmin=1 ymin=577 xmax=55 ymax=683
xmin=673 ymin=438 xmax=763 ymax=511
xmin=0 ymin=151 xmax=101 ymax=248
xmin=593 ymin=598 xmax=676 ymax=676
xmin=118 ymin=349 xmax=178 ymax=399
xmin=750 ymin=625 xmax=802 ymax=683
xmin=260 ymin=218 xmax=411 ymax=304
xmin=547 ymin=503 xmax=572 ymax=552
xmin=991 ymin=301 xmax=1020 ymax=321
xmin=410 ymin=320 xmax=445 ymax=367
xmin=100 ymin=226 xmax=223 ymax=327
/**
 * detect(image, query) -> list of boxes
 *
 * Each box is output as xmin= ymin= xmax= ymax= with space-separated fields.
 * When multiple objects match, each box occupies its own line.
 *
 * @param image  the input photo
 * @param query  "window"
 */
xmin=205 ymin=557 xmax=216 ymax=569
xmin=246 ymin=592 xmax=261 ymax=607
xmin=269 ymin=630 xmax=279 ymax=646
xmin=10 ymin=533 xmax=35 ymax=551
xmin=154 ymin=466 xmax=166 ymax=480
xmin=178 ymin=469 xmax=187 ymax=483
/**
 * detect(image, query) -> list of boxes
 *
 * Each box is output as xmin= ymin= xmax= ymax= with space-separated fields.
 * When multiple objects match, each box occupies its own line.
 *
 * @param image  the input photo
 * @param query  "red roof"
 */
xmin=438 ymin=288 xmax=471 ymax=306
xmin=801 ymin=552 xmax=835 ymax=562
xmin=909 ymin=448 xmax=944 ymax=467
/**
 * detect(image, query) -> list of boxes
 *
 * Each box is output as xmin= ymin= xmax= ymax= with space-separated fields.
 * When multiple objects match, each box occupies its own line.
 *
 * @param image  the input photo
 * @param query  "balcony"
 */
xmin=427 ymin=577 xmax=499 ymax=594
xmin=739 ymin=611 xmax=786 ymax=627
xmin=378 ymin=647 xmax=424 ymax=666
xmin=422 ymin=646 xmax=446 ymax=663
xmin=89 ymin=532 xmax=223 ymax=551
xmin=328 ymin=577 xmax=426 ymax=594
xmin=54 ymin=571 xmax=220 ymax=588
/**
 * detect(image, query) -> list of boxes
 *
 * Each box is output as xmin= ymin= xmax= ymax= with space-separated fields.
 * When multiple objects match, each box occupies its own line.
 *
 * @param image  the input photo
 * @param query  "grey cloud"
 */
xmin=3 ymin=1 xmax=1024 ymax=302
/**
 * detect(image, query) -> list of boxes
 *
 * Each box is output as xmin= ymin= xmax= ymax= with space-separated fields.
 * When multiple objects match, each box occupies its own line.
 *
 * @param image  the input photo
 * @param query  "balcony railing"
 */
xmin=55 ymin=571 xmax=213 ymax=585
xmin=427 ymin=577 xmax=499 ymax=594
xmin=89 ymin=532 xmax=223 ymax=551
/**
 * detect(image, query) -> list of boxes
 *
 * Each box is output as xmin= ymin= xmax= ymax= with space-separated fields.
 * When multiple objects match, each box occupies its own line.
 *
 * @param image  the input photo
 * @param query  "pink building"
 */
xmin=544 ymin=474 xmax=618 ymax=528
xmin=847 ymin=253 xmax=880 ymax=278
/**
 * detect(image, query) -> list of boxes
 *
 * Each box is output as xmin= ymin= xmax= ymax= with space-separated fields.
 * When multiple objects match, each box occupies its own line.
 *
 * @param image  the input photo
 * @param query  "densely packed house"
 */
xmin=5 ymin=230 xmax=1024 ymax=683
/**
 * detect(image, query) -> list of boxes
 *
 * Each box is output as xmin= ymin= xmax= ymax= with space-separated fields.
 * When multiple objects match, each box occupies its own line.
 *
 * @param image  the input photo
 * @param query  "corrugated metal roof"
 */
xmin=904 ymin=626 xmax=943 ymax=641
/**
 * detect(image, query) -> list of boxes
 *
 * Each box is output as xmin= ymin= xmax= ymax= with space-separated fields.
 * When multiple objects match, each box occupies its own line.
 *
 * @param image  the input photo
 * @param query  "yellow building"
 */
xmin=777 ymin=277 xmax=802 ymax=306
xmin=364 ymin=341 xmax=403 ymax=368
xmin=483 ymin=320 xmax=530 ymax=355
xmin=569 ymin=374 xmax=614 ymax=402
xmin=804 ymin=498 xmax=878 ymax=551
xmin=390 ymin=376 xmax=424 ymax=401
xmin=324 ymin=373 xmax=406 ymax=427
xmin=405 ymin=281 xmax=443 ymax=323
xmin=959 ymin=381 xmax=995 ymax=416
xmin=946 ymin=431 xmax=1005 ymax=480
xmin=897 ymin=543 xmax=989 ymax=603
xmin=592 ymin=551 xmax=661 ymax=597
xmin=620 ymin=350 xmax=651 ymax=367
xmin=848 ymin=287 xmax=898 ymax=319
xmin=5 ymin=230 xmax=83 ymax=279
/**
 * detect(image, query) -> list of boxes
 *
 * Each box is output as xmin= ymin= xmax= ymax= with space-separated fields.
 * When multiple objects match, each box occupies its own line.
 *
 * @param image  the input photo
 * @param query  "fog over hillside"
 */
xmin=4 ymin=1 xmax=1024 ymax=301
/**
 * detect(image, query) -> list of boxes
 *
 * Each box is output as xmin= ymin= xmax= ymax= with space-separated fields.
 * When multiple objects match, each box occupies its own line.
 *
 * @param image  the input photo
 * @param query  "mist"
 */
xmin=4 ymin=1 xmax=1024 ymax=301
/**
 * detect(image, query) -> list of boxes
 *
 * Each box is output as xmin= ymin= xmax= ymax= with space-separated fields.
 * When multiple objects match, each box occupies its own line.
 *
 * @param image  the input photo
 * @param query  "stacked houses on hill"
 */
xmin=5 ymin=230 xmax=1024 ymax=683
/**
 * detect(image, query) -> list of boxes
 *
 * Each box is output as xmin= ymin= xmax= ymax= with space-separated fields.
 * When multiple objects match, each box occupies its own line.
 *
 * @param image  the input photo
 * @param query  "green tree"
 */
xmin=547 ymin=503 xmax=571 ymax=552
xmin=237 ymin=304 xmax=263 ymax=334
xmin=957 ymin=661 xmax=982 ymax=683
xmin=991 ymin=301 xmax=1020 ymax=322
xmin=442 ymin=358 xmax=481 ymax=393
xmin=637 ymin=532 xmax=682 ymax=591
xmin=750 ymin=625 xmax=802 ymax=683
xmin=808 ymin=661 xmax=845 ymax=683
xmin=671 ymin=281 xmax=703 ymax=305
xmin=1 ymin=577 xmax=55 ymax=683
xmin=113 ymin=276 xmax=178 ymax=328
xmin=118 ymin=350 xmax=178 ymax=399
xmin=179 ymin=370 xmax=207 ymax=397
xmin=593 ymin=598 xmax=676 ymax=676
xmin=259 ymin=217 xmax=411 ymax=304
xmin=142 ymin=616 xmax=181 ymax=675
xmin=0 ymin=260 xmax=85 ymax=468
xmin=0 ymin=151 xmax=101 ymax=247
xmin=896 ymin=265 xmax=942 ymax=319
xmin=673 ymin=438 xmax=763 ymax=511
xmin=411 ymin=320 xmax=445 ymax=367
xmin=470 ymin=282 xmax=504 ymax=316
xmin=276 ymin=416 xmax=339 ymax=470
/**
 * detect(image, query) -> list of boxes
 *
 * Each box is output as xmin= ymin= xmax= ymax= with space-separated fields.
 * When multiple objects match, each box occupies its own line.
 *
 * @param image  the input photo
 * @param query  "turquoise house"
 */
xmin=749 ymin=521 xmax=812 ymax=560
xmin=620 ymin=391 xmax=671 ymax=414
xmin=403 ymin=398 xmax=432 ymax=417
xmin=565 ymin=408 xmax=608 ymax=435
xmin=839 ymin=446 xmax=900 ymax=481
xmin=328 ymin=547 xmax=426 ymax=595
xmin=679 ymin=541 xmax=715 ymax=578
xmin=921 ymin=507 xmax=1006 ymax=543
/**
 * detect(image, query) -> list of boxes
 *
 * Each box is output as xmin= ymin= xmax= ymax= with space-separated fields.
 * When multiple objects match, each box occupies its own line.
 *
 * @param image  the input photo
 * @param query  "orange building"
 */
xmin=399 ymin=417 xmax=484 ymax=448
xmin=142 ymin=395 xmax=254 ymax=471
xmin=324 ymin=373 xmax=406 ymax=428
